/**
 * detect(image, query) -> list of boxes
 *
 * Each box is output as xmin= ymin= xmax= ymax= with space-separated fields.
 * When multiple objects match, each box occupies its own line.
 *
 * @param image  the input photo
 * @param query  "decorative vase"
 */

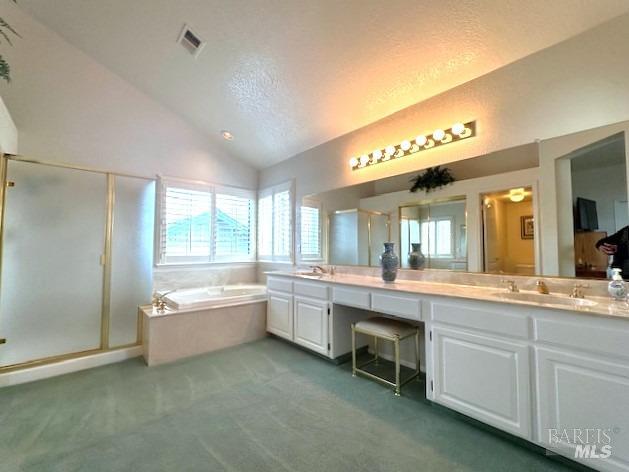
xmin=380 ymin=242 xmax=399 ymax=282
xmin=408 ymin=243 xmax=426 ymax=270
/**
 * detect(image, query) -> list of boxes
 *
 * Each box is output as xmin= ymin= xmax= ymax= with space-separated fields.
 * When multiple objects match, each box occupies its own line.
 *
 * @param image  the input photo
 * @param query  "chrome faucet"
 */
xmin=501 ymin=279 xmax=519 ymax=293
xmin=536 ymin=280 xmax=550 ymax=295
xmin=311 ymin=265 xmax=327 ymax=274
xmin=570 ymin=283 xmax=590 ymax=299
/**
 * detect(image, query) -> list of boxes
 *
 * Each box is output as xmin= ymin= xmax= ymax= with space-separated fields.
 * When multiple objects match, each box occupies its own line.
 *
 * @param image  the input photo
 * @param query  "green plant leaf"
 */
xmin=0 ymin=55 xmax=11 ymax=83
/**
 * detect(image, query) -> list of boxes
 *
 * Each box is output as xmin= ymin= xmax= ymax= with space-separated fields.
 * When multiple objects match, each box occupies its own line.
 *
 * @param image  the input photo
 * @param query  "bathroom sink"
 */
xmin=492 ymin=291 xmax=597 ymax=308
xmin=294 ymin=271 xmax=323 ymax=278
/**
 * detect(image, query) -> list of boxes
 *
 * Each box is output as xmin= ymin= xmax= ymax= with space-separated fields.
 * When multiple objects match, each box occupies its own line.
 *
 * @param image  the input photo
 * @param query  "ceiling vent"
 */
xmin=177 ymin=24 xmax=206 ymax=58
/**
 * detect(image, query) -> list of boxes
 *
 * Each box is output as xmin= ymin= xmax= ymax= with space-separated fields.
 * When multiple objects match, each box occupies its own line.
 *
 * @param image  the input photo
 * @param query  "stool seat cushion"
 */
xmin=355 ymin=316 xmax=417 ymax=338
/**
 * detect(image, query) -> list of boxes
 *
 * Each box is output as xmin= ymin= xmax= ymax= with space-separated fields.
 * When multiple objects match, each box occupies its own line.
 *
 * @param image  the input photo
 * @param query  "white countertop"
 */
xmin=267 ymin=271 xmax=629 ymax=320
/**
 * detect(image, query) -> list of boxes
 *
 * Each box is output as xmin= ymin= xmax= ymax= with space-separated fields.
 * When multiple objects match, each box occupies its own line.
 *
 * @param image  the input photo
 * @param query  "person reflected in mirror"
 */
xmin=596 ymin=226 xmax=629 ymax=277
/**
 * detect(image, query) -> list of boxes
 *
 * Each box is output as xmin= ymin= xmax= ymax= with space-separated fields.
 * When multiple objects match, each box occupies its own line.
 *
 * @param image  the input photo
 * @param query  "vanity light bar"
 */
xmin=349 ymin=121 xmax=476 ymax=170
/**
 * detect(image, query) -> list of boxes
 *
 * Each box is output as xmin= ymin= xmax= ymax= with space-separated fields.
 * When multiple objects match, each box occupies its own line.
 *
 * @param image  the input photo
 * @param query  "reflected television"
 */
xmin=576 ymin=197 xmax=599 ymax=231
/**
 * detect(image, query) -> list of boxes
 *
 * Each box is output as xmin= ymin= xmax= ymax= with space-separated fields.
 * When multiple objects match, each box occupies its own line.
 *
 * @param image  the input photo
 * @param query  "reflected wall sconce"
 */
xmin=349 ymin=121 xmax=476 ymax=170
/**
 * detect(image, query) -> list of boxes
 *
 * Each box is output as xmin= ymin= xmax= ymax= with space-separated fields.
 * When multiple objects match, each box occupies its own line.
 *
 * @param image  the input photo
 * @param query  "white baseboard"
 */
xmin=0 ymin=346 xmax=143 ymax=388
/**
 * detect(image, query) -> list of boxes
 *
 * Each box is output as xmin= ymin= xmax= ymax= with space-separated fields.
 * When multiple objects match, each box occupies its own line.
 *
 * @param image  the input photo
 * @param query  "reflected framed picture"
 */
xmin=521 ymin=215 xmax=534 ymax=239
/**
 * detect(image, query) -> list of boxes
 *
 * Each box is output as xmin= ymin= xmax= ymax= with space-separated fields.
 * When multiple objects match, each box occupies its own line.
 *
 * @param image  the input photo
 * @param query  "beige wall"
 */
xmin=504 ymin=201 xmax=535 ymax=274
xmin=260 ymin=13 xmax=629 ymax=207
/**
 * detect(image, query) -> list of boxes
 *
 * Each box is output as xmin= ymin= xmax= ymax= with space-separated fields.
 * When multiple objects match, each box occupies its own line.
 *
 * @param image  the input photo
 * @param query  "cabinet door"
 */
xmin=536 ymin=347 xmax=629 ymax=471
xmin=267 ymin=290 xmax=293 ymax=341
xmin=432 ymin=326 xmax=531 ymax=439
xmin=294 ymin=295 xmax=329 ymax=356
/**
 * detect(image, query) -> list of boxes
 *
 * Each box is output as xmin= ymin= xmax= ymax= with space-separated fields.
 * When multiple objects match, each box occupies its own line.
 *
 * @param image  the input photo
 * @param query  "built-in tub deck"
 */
xmin=142 ymin=284 xmax=267 ymax=366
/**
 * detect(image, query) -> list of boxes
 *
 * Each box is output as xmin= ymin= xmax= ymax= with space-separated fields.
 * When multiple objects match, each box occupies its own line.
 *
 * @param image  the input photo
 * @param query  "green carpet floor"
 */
xmin=0 ymin=337 xmax=576 ymax=472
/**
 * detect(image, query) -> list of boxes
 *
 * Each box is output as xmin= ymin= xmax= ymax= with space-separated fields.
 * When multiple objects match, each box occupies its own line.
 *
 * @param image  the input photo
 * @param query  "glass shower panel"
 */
xmin=0 ymin=161 xmax=106 ymax=366
xmin=109 ymin=176 xmax=155 ymax=347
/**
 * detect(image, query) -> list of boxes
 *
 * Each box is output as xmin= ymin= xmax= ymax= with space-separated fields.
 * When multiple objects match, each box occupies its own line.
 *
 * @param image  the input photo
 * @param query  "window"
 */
xmin=158 ymin=179 xmax=255 ymax=264
xmin=420 ymin=218 xmax=453 ymax=257
xmin=258 ymin=181 xmax=293 ymax=261
xmin=300 ymin=200 xmax=322 ymax=260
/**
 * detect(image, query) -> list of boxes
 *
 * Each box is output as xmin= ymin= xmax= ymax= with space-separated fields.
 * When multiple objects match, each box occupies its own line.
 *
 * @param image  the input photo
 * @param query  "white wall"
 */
xmin=0 ymin=3 xmax=258 ymax=286
xmin=259 ymin=13 xmax=629 ymax=273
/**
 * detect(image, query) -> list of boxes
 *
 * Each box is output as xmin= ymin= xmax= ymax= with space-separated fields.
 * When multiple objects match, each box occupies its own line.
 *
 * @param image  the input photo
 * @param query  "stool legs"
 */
xmin=351 ymin=323 xmax=357 ymax=377
xmin=394 ymin=335 xmax=401 ymax=396
xmin=374 ymin=337 xmax=379 ymax=365
xmin=415 ymin=329 xmax=421 ymax=380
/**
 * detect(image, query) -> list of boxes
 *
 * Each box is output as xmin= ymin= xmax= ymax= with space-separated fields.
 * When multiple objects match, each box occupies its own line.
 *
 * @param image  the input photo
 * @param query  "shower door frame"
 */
xmin=0 ymin=153 xmax=156 ymax=373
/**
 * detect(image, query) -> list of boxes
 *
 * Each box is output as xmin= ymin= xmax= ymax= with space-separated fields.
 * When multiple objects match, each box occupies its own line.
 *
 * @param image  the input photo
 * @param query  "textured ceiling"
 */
xmin=17 ymin=0 xmax=629 ymax=169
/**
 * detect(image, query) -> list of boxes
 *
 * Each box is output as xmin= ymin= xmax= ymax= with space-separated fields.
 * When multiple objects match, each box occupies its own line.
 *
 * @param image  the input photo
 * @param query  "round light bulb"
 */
xmin=415 ymin=135 xmax=427 ymax=146
xmin=372 ymin=149 xmax=383 ymax=161
xmin=400 ymin=140 xmax=411 ymax=151
xmin=385 ymin=145 xmax=396 ymax=156
xmin=509 ymin=188 xmax=525 ymax=202
xmin=433 ymin=129 xmax=446 ymax=141
xmin=359 ymin=154 xmax=370 ymax=166
xmin=451 ymin=123 xmax=465 ymax=136
xmin=349 ymin=157 xmax=359 ymax=168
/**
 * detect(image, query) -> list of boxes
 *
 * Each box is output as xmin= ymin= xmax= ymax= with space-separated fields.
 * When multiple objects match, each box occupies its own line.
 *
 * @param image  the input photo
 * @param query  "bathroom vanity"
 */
xmin=266 ymin=271 xmax=629 ymax=472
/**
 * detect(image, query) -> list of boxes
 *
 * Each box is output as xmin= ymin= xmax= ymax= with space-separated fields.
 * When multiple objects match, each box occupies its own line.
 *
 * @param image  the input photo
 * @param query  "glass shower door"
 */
xmin=0 ymin=160 xmax=106 ymax=367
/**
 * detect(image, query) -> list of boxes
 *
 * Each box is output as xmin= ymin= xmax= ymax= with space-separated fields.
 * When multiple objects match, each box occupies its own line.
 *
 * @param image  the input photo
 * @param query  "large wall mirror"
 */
xmin=303 ymin=120 xmax=629 ymax=280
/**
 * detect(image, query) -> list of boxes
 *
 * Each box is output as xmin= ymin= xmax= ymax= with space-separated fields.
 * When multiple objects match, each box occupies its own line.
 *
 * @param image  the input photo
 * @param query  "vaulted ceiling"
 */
xmin=18 ymin=0 xmax=629 ymax=168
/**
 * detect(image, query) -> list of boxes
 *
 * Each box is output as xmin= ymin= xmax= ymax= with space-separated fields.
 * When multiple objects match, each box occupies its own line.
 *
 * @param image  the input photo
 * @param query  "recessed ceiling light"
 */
xmin=221 ymin=130 xmax=234 ymax=141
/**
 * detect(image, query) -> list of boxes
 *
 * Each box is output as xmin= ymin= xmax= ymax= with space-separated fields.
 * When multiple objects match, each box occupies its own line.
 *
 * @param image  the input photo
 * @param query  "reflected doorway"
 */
xmin=481 ymin=186 xmax=535 ymax=275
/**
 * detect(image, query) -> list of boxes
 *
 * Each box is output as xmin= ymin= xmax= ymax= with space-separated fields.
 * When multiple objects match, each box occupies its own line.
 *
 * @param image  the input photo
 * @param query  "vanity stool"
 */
xmin=351 ymin=316 xmax=420 ymax=396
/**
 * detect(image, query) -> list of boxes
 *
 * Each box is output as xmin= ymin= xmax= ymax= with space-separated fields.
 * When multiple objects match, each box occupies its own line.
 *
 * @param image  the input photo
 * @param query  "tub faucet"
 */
xmin=152 ymin=290 xmax=175 ymax=312
xmin=536 ymin=280 xmax=550 ymax=295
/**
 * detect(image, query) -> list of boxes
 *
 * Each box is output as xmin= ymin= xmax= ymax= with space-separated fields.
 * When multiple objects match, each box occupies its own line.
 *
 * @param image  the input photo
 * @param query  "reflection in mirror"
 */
xmin=400 ymin=197 xmax=467 ymax=271
xmin=481 ymin=187 xmax=535 ymax=275
xmin=329 ymin=209 xmax=390 ymax=266
xmin=563 ymin=133 xmax=627 ymax=279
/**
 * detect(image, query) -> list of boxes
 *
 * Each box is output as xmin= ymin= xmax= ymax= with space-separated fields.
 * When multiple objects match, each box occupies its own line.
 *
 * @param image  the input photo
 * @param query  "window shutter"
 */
xmin=215 ymin=190 xmax=255 ymax=260
xmin=273 ymin=190 xmax=291 ymax=258
xmin=257 ymin=194 xmax=273 ymax=257
xmin=300 ymin=203 xmax=321 ymax=259
xmin=257 ymin=181 xmax=293 ymax=262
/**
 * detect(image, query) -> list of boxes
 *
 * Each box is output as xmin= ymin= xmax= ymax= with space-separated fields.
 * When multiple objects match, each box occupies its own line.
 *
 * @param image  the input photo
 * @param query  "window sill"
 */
xmin=155 ymin=261 xmax=257 ymax=269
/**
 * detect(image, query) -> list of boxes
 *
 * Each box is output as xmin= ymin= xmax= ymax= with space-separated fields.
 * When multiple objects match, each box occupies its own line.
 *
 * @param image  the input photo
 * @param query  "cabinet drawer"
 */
xmin=372 ymin=292 xmax=421 ymax=320
xmin=267 ymin=277 xmax=293 ymax=293
xmin=294 ymin=281 xmax=328 ymax=300
xmin=332 ymin=286 xmax=370 ymax=309
xmin=431 ymin=301 xmax=530 ymax=339
xmin=535 ymin=318 xmax=629 ymax=360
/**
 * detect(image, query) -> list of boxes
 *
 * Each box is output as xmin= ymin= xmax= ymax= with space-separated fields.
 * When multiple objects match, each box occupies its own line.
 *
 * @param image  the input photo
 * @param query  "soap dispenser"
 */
xmin=608 ymin=268 xmax=627 ymax=301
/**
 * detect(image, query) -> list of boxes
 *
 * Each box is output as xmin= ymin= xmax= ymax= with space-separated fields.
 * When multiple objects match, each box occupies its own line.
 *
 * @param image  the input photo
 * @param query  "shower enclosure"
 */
xmin=0 ymin=155 xmax=155 ymax=371
xmin=328 ymin=209 xmax=390 ymax=266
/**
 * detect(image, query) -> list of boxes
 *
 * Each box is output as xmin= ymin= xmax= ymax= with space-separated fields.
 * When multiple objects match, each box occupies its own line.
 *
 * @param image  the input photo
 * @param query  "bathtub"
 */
xmin=143 ymin=284 xmax=268 ymax=366
xmin=164 ymin=284 xmax=266 ymax=311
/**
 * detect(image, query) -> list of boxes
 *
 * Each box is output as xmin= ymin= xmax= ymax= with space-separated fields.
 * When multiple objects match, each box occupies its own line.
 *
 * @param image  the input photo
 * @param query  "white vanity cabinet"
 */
xmin=266 ymin=272 xmax=629 ymax=471
xmin=267 ymin=290 xmax=293 ymax=341
xmin=266 ymin=276 xmax=330 ymax=356
xmin=428 ymin=299 xmax=532 ymax=439
xmin=431 ymin=326 xmax=532 ymax=439
xmin=533 ymin=315 xmax=629 ymax=471
xmin=294 ymin=295 xmax=329 ymax=355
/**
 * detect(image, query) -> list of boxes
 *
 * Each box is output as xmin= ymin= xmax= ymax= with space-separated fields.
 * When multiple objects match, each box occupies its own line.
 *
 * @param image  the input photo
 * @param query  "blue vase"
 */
xmin=380 ymin=242 xmax=399 ymax=282
xmin=408 ymin=243 xmax=426 ymax=270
